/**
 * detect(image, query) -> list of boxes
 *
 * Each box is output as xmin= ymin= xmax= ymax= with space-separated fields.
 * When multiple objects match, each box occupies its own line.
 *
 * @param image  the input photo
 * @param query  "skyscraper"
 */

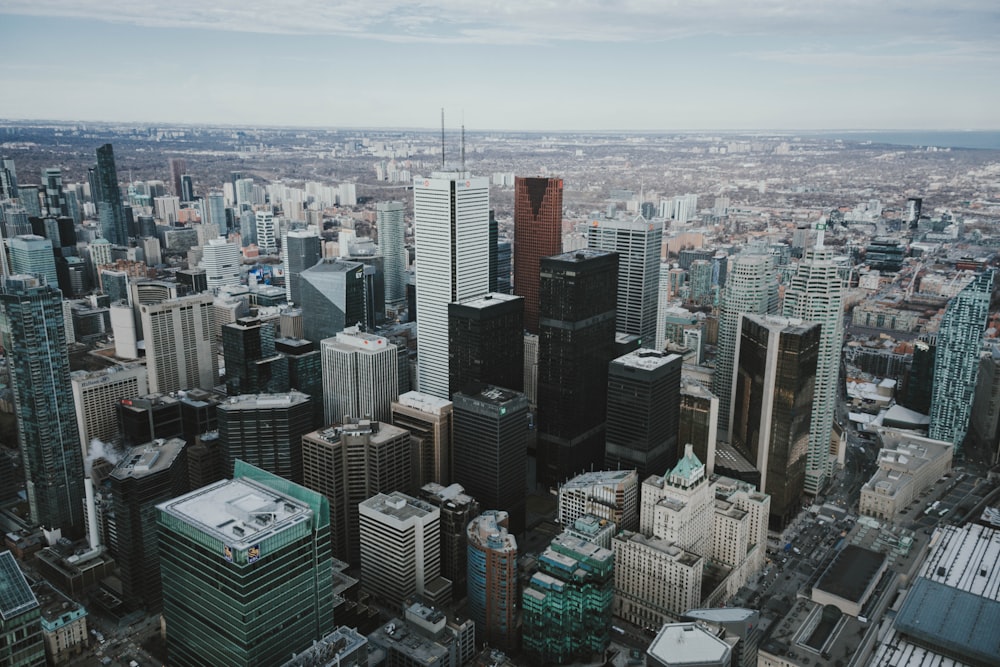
xmin=218 ymin=392 xmax=313 ymax=483
xmin=419 ymin=482 xmax=480 ymax=599
xmin=731 ymin=315 xmax=819 ymax=529
xmin=9 ymin=235 xmax=57 ymax=288
xmin=377 ymin=201 xmax=407 ymax=309
xmin=157 ymin=461 xmax=334 ymax=667
xmin=321 ymin=327 xmax=399 ymax=424
xmin=448 ymin=293 xmax=524 ymax=396
xmin=0 ymin=551 xmax=46 ymax=666
xmin=0 ymin=275 xmax=84 ymax=536
xmin=466 ymin=510 xmax=518 ymax=652
xmin=536 ymin=249 xmax=618 ymax=486
xmin=179 ymin=174 xmax=194 ymax=203
xmin=712 ymin=251 xmax=777 ymax=439
xmin=71 ymin=364 xmax=149 ymax=456
xmin=781 ymin=236 xmax=846 ymax=494
xmin=222 ymin=316 xmax=282 ymax=396
xmin=605 ymin=349 xmax=682 ymax=481
xmin=42 ymin=168 xmax=67 ymax=217
xmin=930 ymin=270 xmax=995 ymax=451
xmin=284 ymin=228 xmax=322 ymax=306
xmin=392 ymin=391 xmax=453 ymax=486
xmin=109 ymin=437 xmax=187 ymax=611
xmin=167 ymin=157 xmax=187 ymax=198
xmin=140 ymin=294 xmax=218 ymax=394
xmin=202 ymin=237 xmax=241 ymax=292
xmin=587 ymin=216 xmax=662 ymax=346
xmin=452 ymin=385 xmax=529 ymax=534
xmin=298 ymin=258 xmax=367 ymax=345
xmin=95 ymin=144 xmax=127 ymax=245
xmin=513 ymin=176 xmax=563 ymax=334
xmin=413 ymin=171 xmax=490 ymax=399
xmin=255 ymin=209 xmax=277 ymax=254
xmin=204 ymin=192 xmax=227 ymax=239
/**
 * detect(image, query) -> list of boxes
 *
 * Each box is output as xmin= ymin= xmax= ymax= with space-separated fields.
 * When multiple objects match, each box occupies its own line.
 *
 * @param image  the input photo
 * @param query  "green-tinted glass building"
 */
xmin=0 ymin=550 xmax=46 ymax=667
xmin=522 ymin=533 xmax=614 ymax=664
xmin=157 ymin=460 xmax=334 ymax=667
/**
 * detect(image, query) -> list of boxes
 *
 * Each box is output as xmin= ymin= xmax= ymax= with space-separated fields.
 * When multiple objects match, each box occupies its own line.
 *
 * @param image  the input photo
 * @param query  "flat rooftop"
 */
xmin=110 ymin=437 xmax=185 ymax=480
xmin=361 ymin=492 xmax=436 ymax=522
xmin=815 ymin=544 xmax=886 ymax=603
xmin=613 ymin=349 xmax=681 ymax=372
xmin=157 ymin=477 xmax=313 ymax=549
xmin=454 ymin=292 xmax=522 ymax=310
xmin=562 ymin=468 xmax=636 ymax=489
xmin=218 ymin=392 xmax=310 ymax=411
xmin=648 ymin=623 xmax=731 ymax=666
xmin=394 ymin=391 xmax=451 ymax=415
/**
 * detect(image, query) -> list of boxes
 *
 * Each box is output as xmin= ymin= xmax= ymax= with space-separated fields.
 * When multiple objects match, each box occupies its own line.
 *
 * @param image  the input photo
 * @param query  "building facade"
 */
xmin=218 ymin=392 xmax=314 ymax=483
xmin=513 ymin=176 xmax=563 ymax=333
xmin=140 ymin=294 xmax=218 ymax=394
xmin=448 ymin=293 xmax=524 ymax=396
xmin=321 ymin=327 xmax=399 ymax=424
xmin=377 ymin=201 xmax=407 ymax=309
xmin=392 ymin=391 xmax=453 ymax=487
xmin=467 ymin=510 xmax=518 ymax=652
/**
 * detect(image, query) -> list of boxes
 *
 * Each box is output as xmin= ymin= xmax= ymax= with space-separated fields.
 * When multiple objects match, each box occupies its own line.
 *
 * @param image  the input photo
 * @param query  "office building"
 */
xmin=413 ymin=171 xmax=490 ymax=399
xmin=523 ymin=333 xmax=539 ymax=404
xmin=712 ymin=252 xmax=777 ymax=439
xmin=646 ymin=622 xmax=732 ymax=667
xmin=141 ymin=294 xmax=217 ymax=393
xmin=513 ymin=176 xmax=563 ymax=333
xmin=255 ymin=210 xmax=276 ymax=254
xmin=587 ymin=216 xmax=663 ymax=346
xmin=117 ymin=393 xmax=183 ymax=448
xmin=157 ymin=461 xmax=334 ymax=667
xmin=95 ymin=144 xmax=127 ymax=245
xmin=377 ymin=201 xmax=407 ymax=308
xmin=275 ymin=337 xmax=324 ymax=427
xmin=284 ymin=228 xmax=322 ymax=306
xmin=970 ymin=343 xmax=1000 ymax=457
xmin=605 ymin=349 xmax=682 ymax=481
xmin=522 ymin=533 xmax=613 ymax=664
xmin=167 ymin=157 xmax=186 ymax=197
xmin=321 ymin=327 xmax=398 ymax=424
xmin=682 ymin=609 xmax=760 ymax=667
xmin=32 ymin=581 xmax=89 ymax=665
xmin=859 ymin=428 xmax=953 ymax=521
xmin=467 ymin=510 xmax=518 ymax=652
xmin=732 ymin=315 xmax=819 ymax=529
xmin=202 ymin=237 xmax=241 ymax=292
xmin=367 ymin=603 xmax=475 ymax=667
xmin=537 ymin=249 xmax=618 ymax=486
xmin=109 ymin=437 xmax=187 ymax=611
xmin=930 ymin=270 xmax=995 ymax=451
xmin=392 ymin=391 xmax=453 ymax=486
xmin=218 ymin=392 xmax=312 ymax=483
xmin=42 ymin=168 xmax=67 ymax=217
xmin=448 ymin=293 xmax=524 ymax=396
xmin=679 ymin=376 xmax=718 ymax=476
xmin=782 ymin=237 xmax=846 ymax=494
xmin=359 ymin=491 xmax=451 ymax=609
xmin=71 ymin=364 xmax=148 ymax=457
xmin=10 ymin=234 xmax=57 ymax=288
xmin=419 ymin=482 xmax=480 ymax=599
xmin=0 ymin=551 xmax=46 ymax=667
xmin=558 ymin=469 xmax=639 ymax=532
xmin=298 ymin=258 xmax=367 ymax=345
xmin=301 ymin=419 xmax=413 ymax=564
xmin=452 ymin=385 xmax=529 ymax=534
xmin=0 ymin=275 xmax=84 ymax=537
xmin=222 ymin=316 xmax=283 ymax=396
xmin=280 ymin=626 xmax=368 ymax=667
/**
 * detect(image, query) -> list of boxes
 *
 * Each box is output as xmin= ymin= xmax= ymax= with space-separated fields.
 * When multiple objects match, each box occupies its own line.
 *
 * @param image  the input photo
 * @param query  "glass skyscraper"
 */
xmin=0 ymin=275 xmax=84 ymax=537
xmin=376 ymin=201 xmax=407 ymax=309
xmin=930 ymin=270 xmax=995 ymax=451
xmin=95 ymin=144 xmax=128 ymax=245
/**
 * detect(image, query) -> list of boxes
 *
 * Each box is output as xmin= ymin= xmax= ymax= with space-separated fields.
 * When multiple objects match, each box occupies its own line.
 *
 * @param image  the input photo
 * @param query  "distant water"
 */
xmin=820 ymin=131 xmax=1000 ymax=151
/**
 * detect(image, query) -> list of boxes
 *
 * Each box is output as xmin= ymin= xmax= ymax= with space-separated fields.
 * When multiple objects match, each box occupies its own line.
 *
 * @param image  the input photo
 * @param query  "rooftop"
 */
xmin=815 ymin=544 xmax=886 ymax=604
xmin=110 ymin=437 xmax=185 ymax=481
xmin=613 ymin=349 xmax=682 ymax=372
xmin=453 ymin=292 xmax=523 ymax=310
xmin=647 ymin=623 xmax=731 ymax=666
xmin=0 ymin=550 xmax=38 ymax=621
xmin=157 ymin=476 xmax=313 ymax=549
xmin=218 ymin=391 xmax=310 ymax=411
xmin=361 ymin=492 xmax=436 ymax=523
xmin=394 ymin=390 xmax=452 ymax=415
xmin=562 ymin=468 xmax=637 ymax=490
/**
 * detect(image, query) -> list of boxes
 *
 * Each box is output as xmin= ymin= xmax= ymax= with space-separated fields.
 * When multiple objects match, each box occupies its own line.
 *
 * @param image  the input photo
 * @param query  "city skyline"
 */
xmin=0 ymin=2 xmax=998 ymax=131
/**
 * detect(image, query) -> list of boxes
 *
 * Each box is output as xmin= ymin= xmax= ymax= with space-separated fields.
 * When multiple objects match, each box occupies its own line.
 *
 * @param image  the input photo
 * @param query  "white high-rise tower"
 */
xmin=202 ymin=237 xmax=241 ymax=292
xmin=712 ymin=249 xmax=777 ymax=439
xmin=587 ymin=216 xmax=662 ymax=347
xmin=413 ymin=171 xmax=490 ymax=398
xmin=321 ymin=327 xmax=399 ymax=424
xmin=781 ymin=229 xmax=845 ymax=495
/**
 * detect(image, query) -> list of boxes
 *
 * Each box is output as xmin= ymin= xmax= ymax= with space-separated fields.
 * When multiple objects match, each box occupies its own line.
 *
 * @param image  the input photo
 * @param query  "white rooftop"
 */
xmin=395 ymin=391 xmax=452 ymax=415
xmin=614 ymin=349 xmax=681 ymax=372
xmin=455 ymin=292 xmax=522 ymax=309
xmin=648 ymin=622 xmax=731 ymax=666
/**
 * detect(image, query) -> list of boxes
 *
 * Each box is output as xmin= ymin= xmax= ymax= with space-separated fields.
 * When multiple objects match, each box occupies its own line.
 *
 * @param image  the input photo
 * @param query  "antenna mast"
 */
xmin=461 ymin=121 xmax=466 ymax=171
xmin=440 ymin=108 xmax=445 ymax=168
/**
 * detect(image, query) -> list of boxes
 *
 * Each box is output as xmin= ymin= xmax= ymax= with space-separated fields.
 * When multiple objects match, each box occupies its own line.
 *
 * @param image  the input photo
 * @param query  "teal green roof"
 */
xmin=670 ymin=450 xmax=704 ymax=482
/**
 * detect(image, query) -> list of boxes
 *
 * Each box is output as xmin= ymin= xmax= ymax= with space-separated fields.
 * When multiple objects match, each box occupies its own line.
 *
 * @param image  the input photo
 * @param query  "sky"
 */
xmin=0 ymin=1 xmax=998 ymax=131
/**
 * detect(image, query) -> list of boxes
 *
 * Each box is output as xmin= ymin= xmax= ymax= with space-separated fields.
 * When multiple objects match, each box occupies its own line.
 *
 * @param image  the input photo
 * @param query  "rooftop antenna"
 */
xmin=440 ymin=108 xmax=445 ymax=168
xmin=461 ymin=112 xmax=466 ymax=171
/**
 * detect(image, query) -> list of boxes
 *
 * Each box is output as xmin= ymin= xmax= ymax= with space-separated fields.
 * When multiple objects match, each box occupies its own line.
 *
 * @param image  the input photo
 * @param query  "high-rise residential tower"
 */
xmin=467 ymin=510 xmax=518 ymax=652
xmin=202 ymin=237 xmax=241 ymax=292
xmin=605 ymin=349 xmax=682 ymax=481
xmin=781 ymin=235 xmax=846 ymax=494
xmin=10 ymin=235 xmax=57 ymax=288
xmin=321 ymin=327 xmax=399 ymax=424
xmin=377 ymin=201 xmax=407 ymax=309
xmin=140 ymin=294 xmax=218 ymax=394
xmin=731 ymin=315 xmax=819 ymax=529
xmin=513 ymin=176 xmax=563 ymax=333
xmin=413 ymin=171 xmax=490 ymax=399
xmin=157 ymin=461 xmax=334 ymax=667
xmin=255 ymin=209 xmax=276 ymax=254
xmin=448 ymin=293 xmax=524 ymax=396
xmin=95 ymin=144 xmax=128 ymax=245
xmin=930 ymin=270 xmax=995 ymax=451
xmin=587 ymin=216 xmax=663 ymax=347
xmin=712 ymin=251 xmax=777 ymax=439
xmin=0 ymin=275 xmax=85 ymax=536
xmin=536 ymin=249 xmax=618 ymax=486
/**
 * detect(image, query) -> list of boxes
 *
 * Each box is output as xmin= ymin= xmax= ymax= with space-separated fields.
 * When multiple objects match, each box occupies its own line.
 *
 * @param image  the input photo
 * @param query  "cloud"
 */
xmin=1 ymin=0 xmax=997 ymax=46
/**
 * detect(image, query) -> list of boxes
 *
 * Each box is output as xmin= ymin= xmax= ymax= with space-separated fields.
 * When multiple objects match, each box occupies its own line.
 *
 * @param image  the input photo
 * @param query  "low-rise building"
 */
xmin=32 ymin=581 xmax=88 ymax=664
xmin=859 ymin=428 xmax=952 ymax=521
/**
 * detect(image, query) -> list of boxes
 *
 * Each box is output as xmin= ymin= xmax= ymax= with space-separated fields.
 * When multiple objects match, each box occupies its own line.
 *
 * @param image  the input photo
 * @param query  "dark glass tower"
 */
xmin=732 ymin=315 xmax=819 ymax=530
xmin=448 ymin=293 xmax=524 ymax=396
xmin=95 ymin=144 xmax=128 ymax=245
xmin=0 ymin=275 xmax=85 ymax=537
xmin=514 ymin=177 xmax=563 ymax=333
xmin=284 ymin=229 xmax=322 ymax=307
xmin=298 ymin=258 xmax=367 ymax=345
xmin=604 ymin=349 xmax=682 ymax=480
xmin=536 ymin=249 xmax=618 ymax=487
xmin=452 ymin=385 xmax=529 ymax=534
xmin=222 ymin=317 xmax=285 ymax=396
xmin=117 ymin=394 xmax=183 ymax=448
xmin=109 ymin=437 xmax=188 ymax=611
xmin=218 ymin=392 xmax=314 ymax=483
